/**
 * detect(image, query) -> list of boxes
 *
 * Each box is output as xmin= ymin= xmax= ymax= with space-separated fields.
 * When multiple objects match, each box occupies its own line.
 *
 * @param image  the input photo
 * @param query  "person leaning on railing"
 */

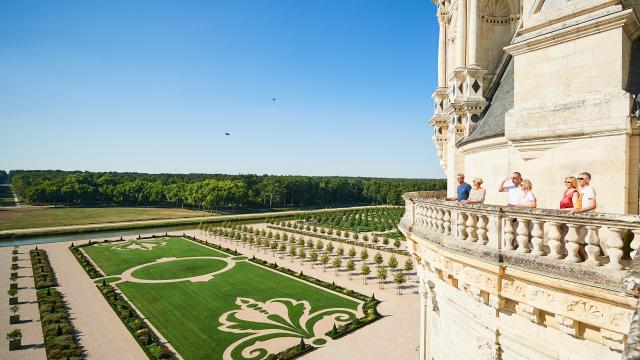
xmin=515 ymin=179 xmax=537 ymax=208
xmin=446 ymin=173 xmax=471 ymax=201
xmin=559 ymin=176 xmax=580 ymax=210
xmin=570 ymin=172 xmax=597 ymax=214
xmin=499 ymin=171 xmax=524 ymax=206
xmin=461 ymin=178 xmax=486 ymax=205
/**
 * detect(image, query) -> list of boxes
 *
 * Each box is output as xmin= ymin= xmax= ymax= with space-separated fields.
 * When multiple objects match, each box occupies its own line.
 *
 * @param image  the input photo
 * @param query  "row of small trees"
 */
xmin=268 ymin=220 xmax=404 ymax=250
xmin=7 ymin=246 xmax=22 ymax=350
xmin=297 ymin=207 xmax=404 ymax=233
xmin=201 ymin=223 xmax=415 ymax=294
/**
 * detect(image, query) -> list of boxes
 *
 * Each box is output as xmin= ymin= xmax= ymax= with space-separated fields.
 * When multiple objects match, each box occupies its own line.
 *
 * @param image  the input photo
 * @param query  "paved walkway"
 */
xmin=186 ymin=227 xmax=420 ymax=360
xmin=0 ymin=246 xmax=46 ymax=359
xmin=42 ymin=242 xmax=147 ymax=360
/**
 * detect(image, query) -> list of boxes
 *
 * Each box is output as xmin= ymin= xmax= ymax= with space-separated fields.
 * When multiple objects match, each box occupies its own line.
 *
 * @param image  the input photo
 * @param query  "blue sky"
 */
xmin=0 ymin=0 xmax=443 ymax=178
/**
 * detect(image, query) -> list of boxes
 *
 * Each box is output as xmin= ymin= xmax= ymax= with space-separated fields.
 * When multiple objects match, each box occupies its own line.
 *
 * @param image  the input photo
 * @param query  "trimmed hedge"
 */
xmin=70 ymin=244 xmax=103 ymax=278
xmin=30 ymin=249 xmax=58 ymax=289
xmin=266 ymin=224 xmax=409 ymax=256
xmin=97 ymin=283 xmax=176 ymax=359
xmin=36 ymin=287 xmax=82 ymax=359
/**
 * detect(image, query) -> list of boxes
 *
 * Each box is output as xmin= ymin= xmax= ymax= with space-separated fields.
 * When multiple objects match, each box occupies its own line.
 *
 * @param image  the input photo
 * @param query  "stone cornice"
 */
xmin=458 ymin=135 xmax=508 ymax=154
xmin=505 ymin=8 xmax=638 ymax=56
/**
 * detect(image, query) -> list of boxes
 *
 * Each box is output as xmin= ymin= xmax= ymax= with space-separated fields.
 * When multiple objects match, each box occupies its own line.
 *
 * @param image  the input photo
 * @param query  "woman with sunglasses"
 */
xmin=560 ymin=176 xmax=580 ymax=210
xmin=516 ymin=179 xmax=537 ymax=208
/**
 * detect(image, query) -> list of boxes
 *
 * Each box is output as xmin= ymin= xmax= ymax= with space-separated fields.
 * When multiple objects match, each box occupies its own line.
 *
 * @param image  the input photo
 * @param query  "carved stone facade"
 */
xmin=401 ymin=195 xmax=640 ymax=359
xmin=429 ymin=0 xmax=640 ymax=214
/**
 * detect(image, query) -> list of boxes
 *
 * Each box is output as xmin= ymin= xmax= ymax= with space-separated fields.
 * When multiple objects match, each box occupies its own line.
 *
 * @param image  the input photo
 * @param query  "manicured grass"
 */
xmin=132 ymin=258 xmax=228 ymax=280
xmin=83 ymin=237 xmax=227 ymax=275
xmin=117 ymin=261 xmax=358 ymax=360
xmin=0 ymin=206 xmax=212 ymax=230
xmin=85 ymin=237 xmax=360 ymax=360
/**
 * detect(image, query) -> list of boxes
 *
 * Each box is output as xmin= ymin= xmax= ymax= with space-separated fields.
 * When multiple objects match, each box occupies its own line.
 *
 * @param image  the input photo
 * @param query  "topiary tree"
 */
xmin=332 ymin=256 xmax=342 ymax=275
xmin=360 ymin=249 xmax=369 ymax=263
xmin=320 ymin=254 xmax=330 ymax=272
xmin=394 ymin=271 xmax=406 ymax=294
xmin=309 ymin=250 xmax=318 ymax=268
xmin=326 ymin=242 xmax=334 ymax=254
xmin=346 ymin=259 xmax=356 ymax=280
xmin=373 ymin=252 xmax=384 ymax=269
xmin=376 ymin=266 xmax=388 ymax=289
xmin=348 ymin=247 xmax=356 ymax=259
xmin=394 ymin=238 xmax=402 ymax=249
xmin=6 ymin=328 xmax=22 ymax=350
xmin=404 ymin=258 xmax=414 ymax=277
xmin=388 ymin=255 xmax=398 ymax=272
xmin=361 ymin=264 xmax=371 ymax=284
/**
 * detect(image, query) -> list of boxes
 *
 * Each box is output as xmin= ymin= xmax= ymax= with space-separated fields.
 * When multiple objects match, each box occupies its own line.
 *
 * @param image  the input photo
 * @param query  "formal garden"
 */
xmin=200 ymin=222 xmax=414 ymax=294
xmin=74 ymin=236 xmax=380 ymax=360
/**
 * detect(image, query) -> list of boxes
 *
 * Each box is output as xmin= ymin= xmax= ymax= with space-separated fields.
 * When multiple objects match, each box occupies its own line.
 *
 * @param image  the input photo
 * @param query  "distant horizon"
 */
xmin=1 ymin=1 xmax=443 ymax=178
xmin=3 ymin=168 xmax=444 ymax=180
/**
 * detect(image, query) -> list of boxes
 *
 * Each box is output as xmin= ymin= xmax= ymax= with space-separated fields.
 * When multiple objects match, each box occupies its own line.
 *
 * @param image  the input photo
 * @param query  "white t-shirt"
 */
xmin=580 ymin=186 xmax=596 ymax=209
xmin=503 ymin=182 xmax=525 ymax=205
xmin=521 ymin=191 xmax=536 ymax=206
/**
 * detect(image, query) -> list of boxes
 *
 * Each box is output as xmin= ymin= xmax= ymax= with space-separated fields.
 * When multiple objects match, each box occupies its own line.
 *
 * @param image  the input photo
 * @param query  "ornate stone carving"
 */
xmin=502 ymin=279 xmax=526 ymax=301
xmin=565 ymin=300 xmax=604 ymax=321
xmin=528 ymin=288 xmax=557 ymax=307
xmin=480 ymin=0 xmax=518 ymax=24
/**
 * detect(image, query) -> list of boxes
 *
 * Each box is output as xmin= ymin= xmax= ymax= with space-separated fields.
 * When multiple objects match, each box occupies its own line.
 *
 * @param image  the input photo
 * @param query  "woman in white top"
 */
xmin=516 ymin=179 xmax=537 ymax=208
xmin=461 ymin=178 xmax=486 ymax=204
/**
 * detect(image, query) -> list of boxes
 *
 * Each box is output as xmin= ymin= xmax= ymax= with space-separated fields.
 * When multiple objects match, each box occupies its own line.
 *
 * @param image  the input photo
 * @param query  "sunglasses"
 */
xmin=577 ymin=177 xmax=586 ymax=180
xmin=564 ymin=181 xmax=572 ymax=184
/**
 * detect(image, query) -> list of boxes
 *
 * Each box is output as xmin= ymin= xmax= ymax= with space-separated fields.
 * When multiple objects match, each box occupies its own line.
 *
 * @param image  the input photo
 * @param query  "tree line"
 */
xmin=9 ymin=170 xmax=446 ymax=209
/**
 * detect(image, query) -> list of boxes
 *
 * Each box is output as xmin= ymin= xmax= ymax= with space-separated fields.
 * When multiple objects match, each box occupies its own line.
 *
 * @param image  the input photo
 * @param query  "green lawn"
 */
xmin=0 ymin=207 xmax=212 ymax=230
xmin=83 ymin=237 xmax=225 ymax=275
xmin=84 ymin=237 xmax=361 ymax=360
xmin=131 ymin=258 xmax=228 ymax=280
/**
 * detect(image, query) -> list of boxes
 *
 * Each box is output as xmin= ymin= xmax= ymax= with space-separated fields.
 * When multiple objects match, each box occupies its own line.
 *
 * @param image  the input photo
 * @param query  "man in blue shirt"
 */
xmin=447 ymin=173 xmax=471 ymax=201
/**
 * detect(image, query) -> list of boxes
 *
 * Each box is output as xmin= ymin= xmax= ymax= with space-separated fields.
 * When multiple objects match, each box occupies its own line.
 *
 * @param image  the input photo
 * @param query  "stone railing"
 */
xmin=400 ymin=191 xmax=640 ymax=288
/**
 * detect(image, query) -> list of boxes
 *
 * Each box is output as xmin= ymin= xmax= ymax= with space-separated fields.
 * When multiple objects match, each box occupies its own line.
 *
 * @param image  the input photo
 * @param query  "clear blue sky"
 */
xmin=0 ymin=0 xmax=443 ymax=178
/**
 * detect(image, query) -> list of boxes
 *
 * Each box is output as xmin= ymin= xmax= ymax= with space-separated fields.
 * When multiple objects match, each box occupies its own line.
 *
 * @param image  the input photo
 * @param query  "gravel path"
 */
xmin=0 ymin=246 xmax=46 ymax=359
xmin=43 ymin=243 xmax=147 ymax=360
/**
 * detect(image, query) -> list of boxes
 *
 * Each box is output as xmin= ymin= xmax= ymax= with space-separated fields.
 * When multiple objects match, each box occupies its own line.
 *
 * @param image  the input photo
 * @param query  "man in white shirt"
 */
xmin=498 ymin=172 xmax=524 ymax=206
xmin=572 ymin=172 xmax=597 ymax=213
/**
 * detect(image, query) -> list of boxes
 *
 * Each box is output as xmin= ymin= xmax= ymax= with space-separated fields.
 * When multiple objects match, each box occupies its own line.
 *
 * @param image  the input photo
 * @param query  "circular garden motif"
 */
xmin=131 ymin=258 xmax=229 ymax=281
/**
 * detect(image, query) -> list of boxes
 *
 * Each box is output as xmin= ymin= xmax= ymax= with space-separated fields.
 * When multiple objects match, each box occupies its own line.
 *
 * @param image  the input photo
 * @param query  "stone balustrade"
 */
xmin=400 ymin=191 xmax=640 ymax=287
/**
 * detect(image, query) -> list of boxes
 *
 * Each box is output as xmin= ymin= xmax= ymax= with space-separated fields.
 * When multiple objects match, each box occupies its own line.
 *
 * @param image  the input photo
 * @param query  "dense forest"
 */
xmin=0 ymin=170 xmax=8 ymax=184
xmin=8 ymin=170 xmax=446 ymax=209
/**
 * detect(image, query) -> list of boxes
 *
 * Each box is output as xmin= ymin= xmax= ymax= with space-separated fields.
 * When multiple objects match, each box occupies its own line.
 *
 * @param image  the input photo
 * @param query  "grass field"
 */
xmin=84 ymin=237 xmax=361 ymax=360
xmin=0 ymin=207 xmax=212 ymax=230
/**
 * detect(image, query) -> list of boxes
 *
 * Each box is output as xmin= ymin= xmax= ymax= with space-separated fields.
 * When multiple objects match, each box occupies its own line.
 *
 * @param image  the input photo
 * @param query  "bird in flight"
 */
xmin=272 ymin=97 xmax=277 ymax=102
xmin=225 ymin=132 xmax=230 ymax=136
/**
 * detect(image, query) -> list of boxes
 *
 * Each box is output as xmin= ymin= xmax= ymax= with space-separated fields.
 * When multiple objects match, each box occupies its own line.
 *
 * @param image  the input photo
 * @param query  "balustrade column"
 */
xmin=546 ymin=221 xmax=563 ymax=259
xmin=631 ymin=229 xmax=640 ymax=259
xmin=476 ymin=215 xmax=488 ymax=245
xmin=503 ymin=217 xmax=515 ymax=250
xmin=530 ymin=220 xmax=545 ymax=256
xmin=443 ymin=210 xmax=452 ymax=236
xmin=457 ymin=212 xmax=467 ymax=241
xmin=436 ymin=208 xmax=445 ymax=234
xmin=584 ymin=225 xmax=602 ymax=267
xmin=466 ymin=213 xmax=478 ymax=242
xmin=486 ymin=214 xmax=502 ymax=249
xmin=564 ymin=224 xmax=582 ymax=263
xmin=606 ymin=227 xmax=624 ymax=270
xmin=424 ymin=206 xmax=431 ymax=229
xmin=516 ymin=219 xmax=531 ymax=253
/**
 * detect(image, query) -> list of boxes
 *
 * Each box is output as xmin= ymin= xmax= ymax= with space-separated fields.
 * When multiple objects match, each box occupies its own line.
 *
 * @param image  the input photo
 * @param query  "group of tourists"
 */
xmin=450 ymin=171 xmax=597 ymax=213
